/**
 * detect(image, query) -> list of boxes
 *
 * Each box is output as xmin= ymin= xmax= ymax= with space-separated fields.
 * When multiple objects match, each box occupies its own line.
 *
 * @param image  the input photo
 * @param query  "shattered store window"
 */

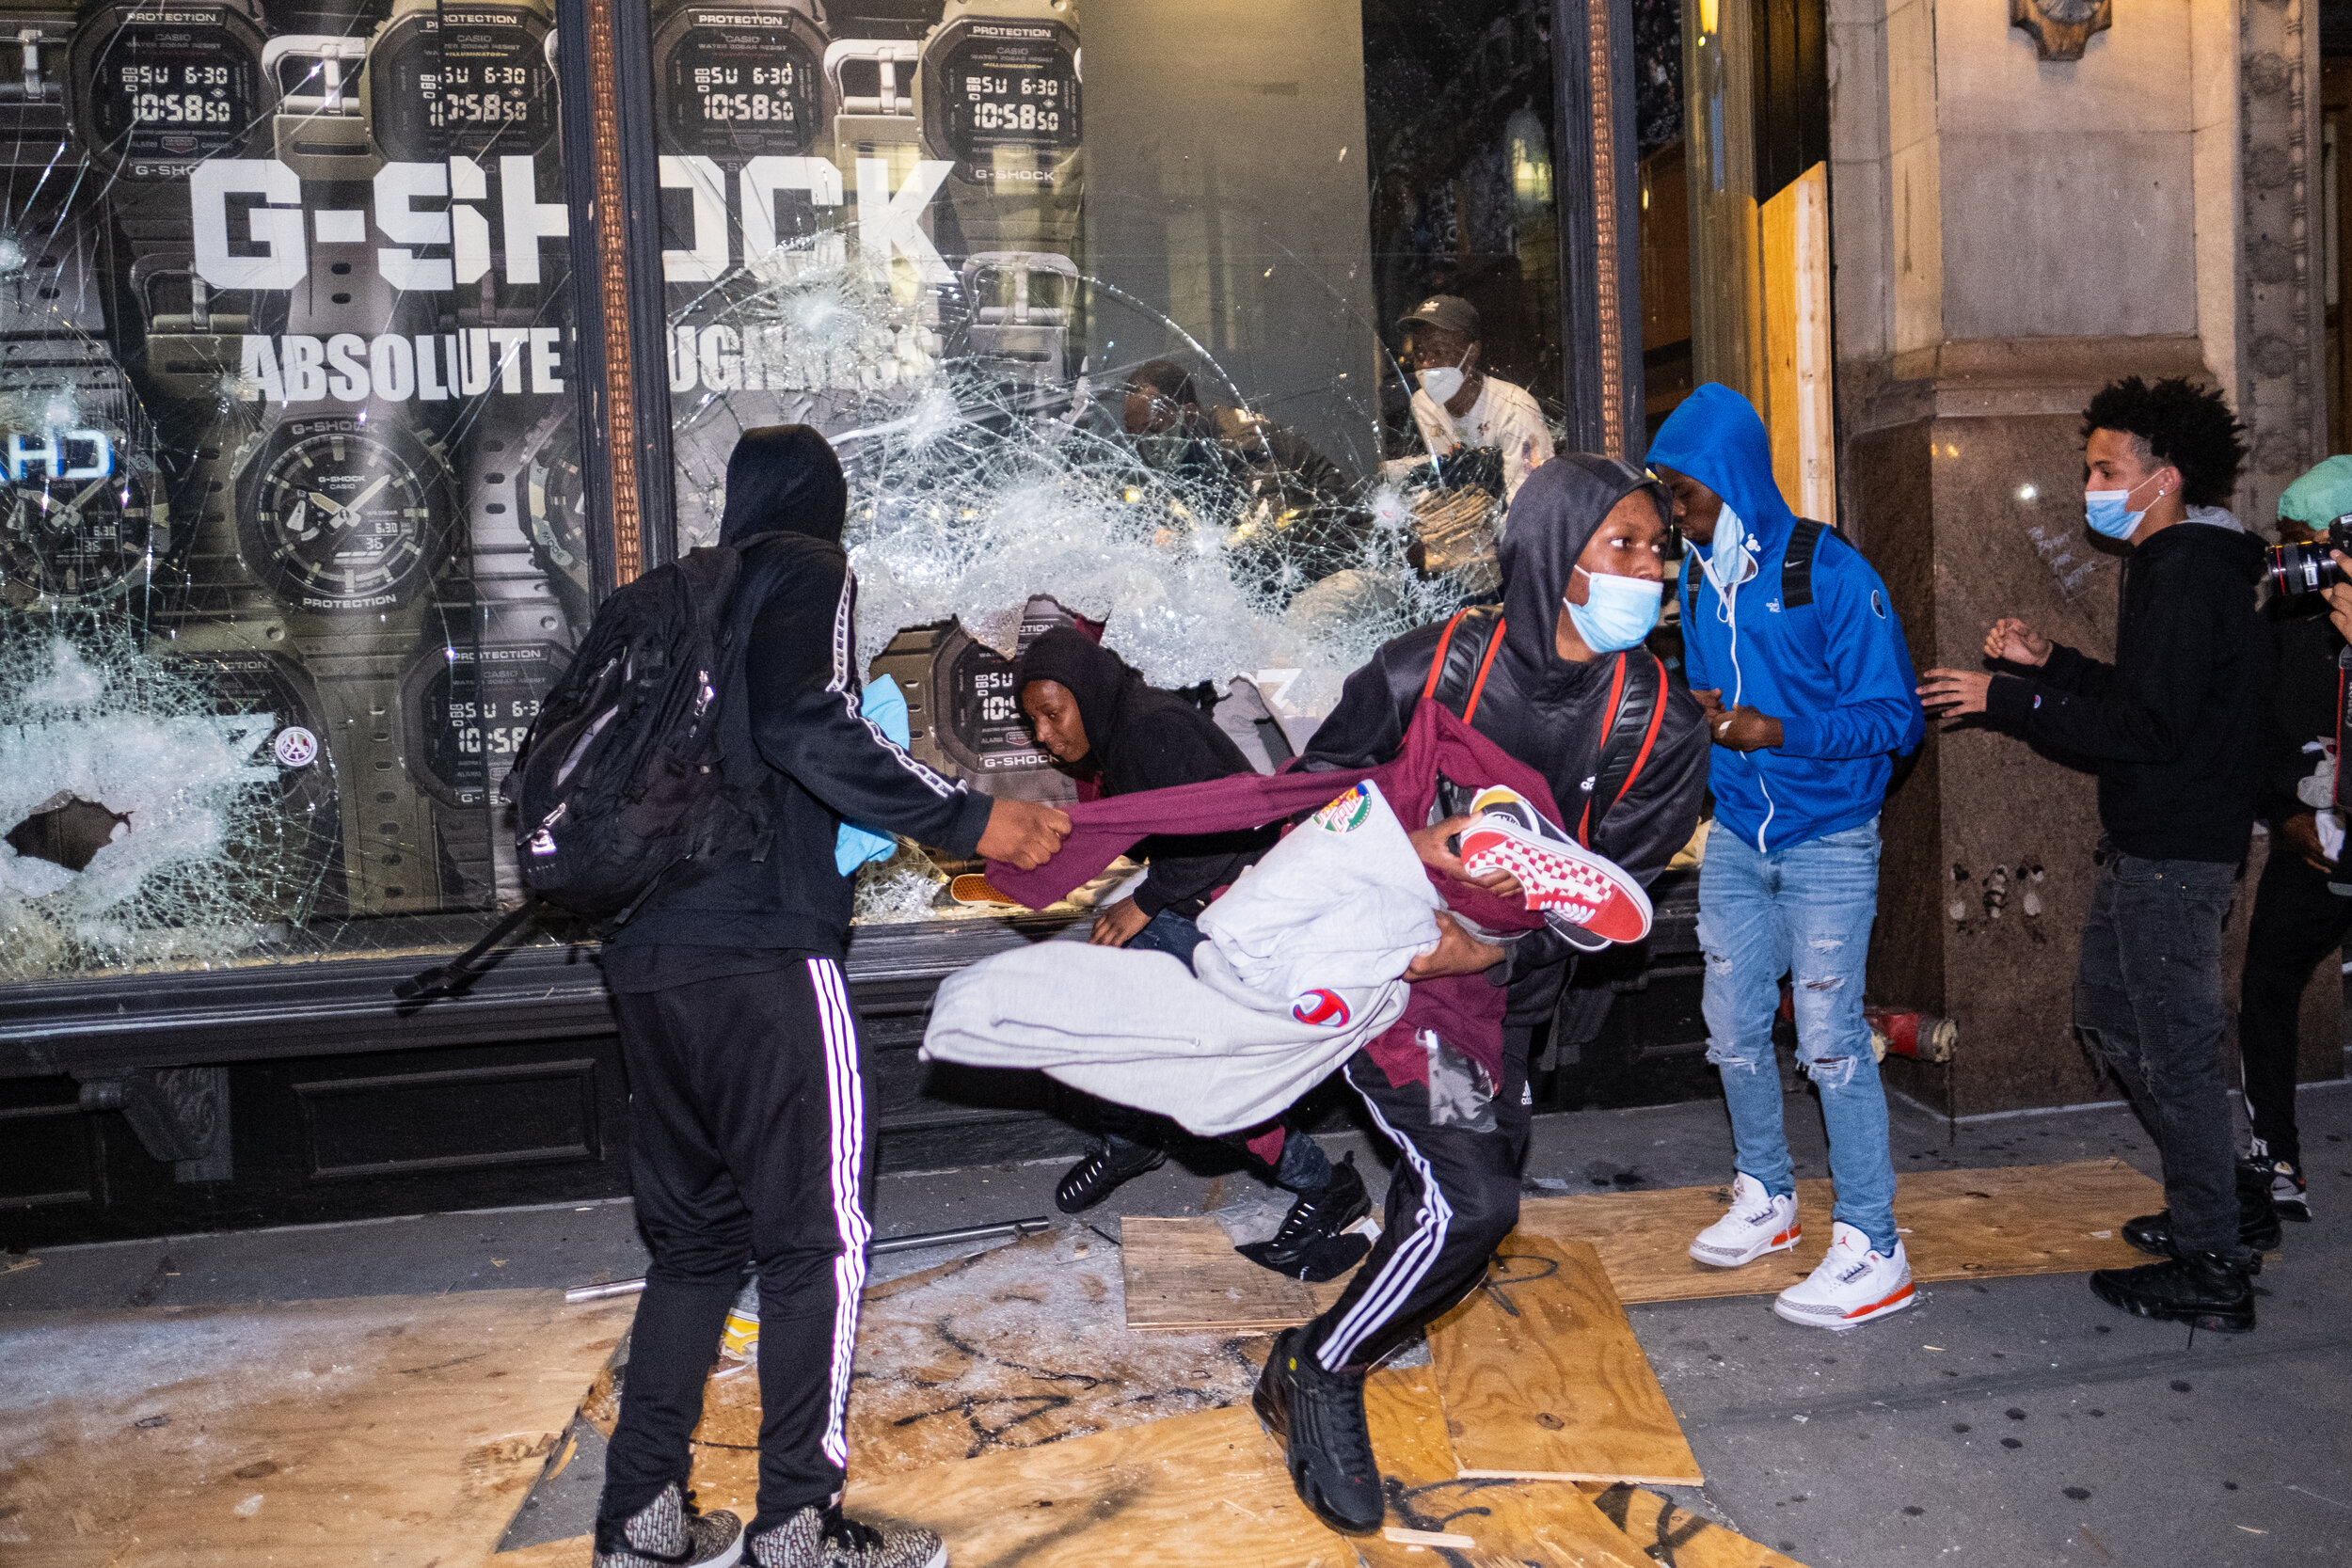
xmin=652 ymin=0 xmax=1577 ymax=923
xmin=0 ymin=0 xmax=580 ymax=977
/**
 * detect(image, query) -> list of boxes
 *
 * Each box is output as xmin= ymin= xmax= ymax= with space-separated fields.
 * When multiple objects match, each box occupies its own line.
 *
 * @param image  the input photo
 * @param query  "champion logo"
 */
xmin=1291 ymin=989 xmax=1352 ymax=1028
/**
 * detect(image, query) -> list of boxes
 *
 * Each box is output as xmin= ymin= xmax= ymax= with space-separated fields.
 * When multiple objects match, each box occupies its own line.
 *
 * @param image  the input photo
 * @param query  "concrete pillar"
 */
xmin=1825 ymin=0 xmax=2338 ymax=1114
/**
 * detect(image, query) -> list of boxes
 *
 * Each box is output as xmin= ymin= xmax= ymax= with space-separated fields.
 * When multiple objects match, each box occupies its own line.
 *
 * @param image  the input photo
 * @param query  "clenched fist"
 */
xmin=977 ymin=797 xmax=1072 ymax=870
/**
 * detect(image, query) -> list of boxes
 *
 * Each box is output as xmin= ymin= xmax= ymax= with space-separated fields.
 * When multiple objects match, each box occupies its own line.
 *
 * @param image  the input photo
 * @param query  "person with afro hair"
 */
xmin=1919 ymin=375 xmax=2276 ymax=1333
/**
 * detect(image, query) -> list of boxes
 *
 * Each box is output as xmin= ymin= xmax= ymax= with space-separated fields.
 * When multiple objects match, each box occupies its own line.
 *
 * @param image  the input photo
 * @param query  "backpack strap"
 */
xmin=1417 ymin=605 xmax=1507 ymax=722
xmin=1577 ymin=648 xmax=1668 ymax=846
xmin=1778 ymin=517 xmax=1850 ymax=610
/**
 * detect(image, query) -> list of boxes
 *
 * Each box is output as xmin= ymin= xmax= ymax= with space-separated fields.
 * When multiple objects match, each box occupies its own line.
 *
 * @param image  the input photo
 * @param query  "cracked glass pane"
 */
xmin=0 ymin=0 xmax=580 ymax=977
xmin=655 ymin=0 xmax=1577 ymax=923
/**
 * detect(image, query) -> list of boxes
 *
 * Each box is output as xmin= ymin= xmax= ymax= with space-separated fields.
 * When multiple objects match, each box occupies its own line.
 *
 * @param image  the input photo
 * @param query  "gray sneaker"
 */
xmin=594 ymin=1481 xmax=744 ymax=1567
xmin=748 ymin=1504 xmax=946 ymax=1568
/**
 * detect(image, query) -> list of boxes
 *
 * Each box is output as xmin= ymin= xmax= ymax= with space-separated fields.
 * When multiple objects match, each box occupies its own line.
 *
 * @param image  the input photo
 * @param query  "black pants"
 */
xmin=2237 ymin=844 xmax=2350 ymax=1170
xmin=600 ymin=956 xmax=870 ymax=1537
xmin=2074 ymin=848 xmax=2248 ymax=1260
xmin=1301 ymin=1027 xmax=1531 ymax=1372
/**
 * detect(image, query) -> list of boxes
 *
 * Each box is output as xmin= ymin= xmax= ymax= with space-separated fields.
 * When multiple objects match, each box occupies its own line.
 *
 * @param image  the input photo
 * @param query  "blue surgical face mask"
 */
xmin=1699 ymin=502 xmax=1752 ymax=592
xmin=2085 ymin=472 xmax=2164 ymax=541
xmin=1565 ymin=564 xmax=1662 ymax=653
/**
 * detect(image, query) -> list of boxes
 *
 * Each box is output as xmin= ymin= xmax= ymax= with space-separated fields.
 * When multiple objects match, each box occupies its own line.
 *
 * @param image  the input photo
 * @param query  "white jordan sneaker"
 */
xmin=1688 ymin=1172 xmax=1802 ymax=1268
xmin=1772 ymin=1221 xmax=1915 ymax=1330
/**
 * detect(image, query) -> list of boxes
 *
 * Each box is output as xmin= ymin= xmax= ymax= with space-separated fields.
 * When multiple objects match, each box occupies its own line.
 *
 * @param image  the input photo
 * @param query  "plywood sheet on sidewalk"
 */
xmin=1120 ymin=1214 xmax=1353 ymax=1331
xmin=1428 ymin=1236 xmax=1702 ymax=1486
xmin=1581 ymin=1483 xmax=1814 ymax=1568
xmin=583 ymin=1230 xmax=1278 ymax=1519
xmin=1518 ymin=1159 xmax=2165 ymax=1305
xmin=845 ymin=1403 xmax=1351 ymax=1567
xmin=0 ymin=1289 xmax=632 ymax=1568
xmin=1355 ymin=1370 xmax=1651 ymax=1568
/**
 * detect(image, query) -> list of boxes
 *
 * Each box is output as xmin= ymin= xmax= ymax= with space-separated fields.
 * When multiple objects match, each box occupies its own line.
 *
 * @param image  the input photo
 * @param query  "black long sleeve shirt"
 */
xmin=1095 ymin=687 xmax=1277 ymax=918
xmin=607 ymin=535 xmax=993 ymax=964
xmin=1983 ymin=517 xmax=2269 ymax=864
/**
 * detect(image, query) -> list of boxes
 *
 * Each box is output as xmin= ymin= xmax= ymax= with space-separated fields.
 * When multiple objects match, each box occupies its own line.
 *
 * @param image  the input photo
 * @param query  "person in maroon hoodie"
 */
xmin=1252 ymin=453 xmax=1708 ymax=1533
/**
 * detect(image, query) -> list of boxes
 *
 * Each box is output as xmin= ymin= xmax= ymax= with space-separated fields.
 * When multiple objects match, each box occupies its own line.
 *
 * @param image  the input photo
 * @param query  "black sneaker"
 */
xmin=2249 ymin=1153 xmax=2311 ymax=1223
xmin=2122 ymin=1164 xmax=2281 ymax=1260
xmin=595 ymin=1482 xmax=744 ymax=1568
xmin=1251 ymin=1325 xmax=1386 ymax=1534
xmin=2089 ymin=1251 xmax=2256 ymax=1333
xmin=1053 ymin=1140 xmax=1167 ymax=1214
xmin=747 ymin=1503 xmax=944 ymax=1568
xmin=1236 ymin=1152 xmax=1374 ymax=1282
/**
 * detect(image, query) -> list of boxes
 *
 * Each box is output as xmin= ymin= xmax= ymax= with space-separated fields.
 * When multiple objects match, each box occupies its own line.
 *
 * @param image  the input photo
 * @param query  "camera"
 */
xmin=2267 ymin=514 xmax=2352 ymax=594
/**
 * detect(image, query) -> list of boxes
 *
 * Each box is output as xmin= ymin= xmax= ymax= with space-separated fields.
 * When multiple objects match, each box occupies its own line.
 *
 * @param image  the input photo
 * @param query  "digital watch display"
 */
xmin=660 ymin=8 xmax=826 ymax=160
xmin=373 ymin=6 xmax=555 ymax=162
xmin=77 ymin=12 xmax=263 ymax=173
xmin=407 ymin=641 xmax=561 ymax=807
xmin=934 ymin=24 xmax=1077 ymax=166
xmin=235 ymin=418 xmax=455 ymax=613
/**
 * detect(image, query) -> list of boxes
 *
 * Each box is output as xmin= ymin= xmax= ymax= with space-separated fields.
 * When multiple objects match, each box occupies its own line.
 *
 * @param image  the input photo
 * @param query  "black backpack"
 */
xmin=500 ymin=542 xmax=773 ymax=927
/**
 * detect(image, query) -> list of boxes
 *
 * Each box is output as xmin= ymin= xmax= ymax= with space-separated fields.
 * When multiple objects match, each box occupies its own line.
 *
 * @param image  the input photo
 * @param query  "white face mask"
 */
xmin=1418 ymin=349 xmax=1471 ymax=404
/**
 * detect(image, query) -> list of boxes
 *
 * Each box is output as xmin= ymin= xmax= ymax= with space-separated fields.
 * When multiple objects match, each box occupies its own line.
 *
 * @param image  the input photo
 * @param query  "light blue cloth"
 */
xmin=835 ymin=675 xmax=910 ymax=874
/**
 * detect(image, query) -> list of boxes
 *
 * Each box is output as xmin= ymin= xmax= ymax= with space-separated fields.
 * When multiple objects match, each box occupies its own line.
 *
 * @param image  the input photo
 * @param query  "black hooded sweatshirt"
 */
xmin=1984 ymin=515 xmax=2270 ymax=864
xmin=1301 ymin=453 xmax=1710 ymax=1022
xmin=605 ymin=426 xmax=993 ymax=978
xmin=1016 ymin=627 xmax=1275 ymax=919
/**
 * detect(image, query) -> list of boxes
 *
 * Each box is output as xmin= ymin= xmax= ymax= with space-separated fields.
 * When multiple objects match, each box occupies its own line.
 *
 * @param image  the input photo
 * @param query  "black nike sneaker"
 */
xmin=1236 ymin=1152 xmax=1373 ymax=1282
xmin=1053 ymin=1139 xmax=1167 ymax=1213
xmin=2089 ymin=1251 xmax=2256 ymax=1334
xmin=1252 ymin=1325 xmax=1386 ymax=1534
xmin=2122 ymin=1162 xmax=2281 ymax=1260
xmin=2248 ymin=1151 xmax=2311 ymax=1223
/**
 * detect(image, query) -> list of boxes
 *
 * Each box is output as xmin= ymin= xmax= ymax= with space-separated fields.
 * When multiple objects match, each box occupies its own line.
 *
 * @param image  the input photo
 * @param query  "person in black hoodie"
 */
xmin=1015 ymin=627 xmax=1371 ymax=1276
xmin=1920 ymin=376 xmax=2274 ymax=1335
xmin=594 ymin=426 xmax=1069 ymax=1568
xmin=1251 ymin=453 xmax=1708 ymax=1534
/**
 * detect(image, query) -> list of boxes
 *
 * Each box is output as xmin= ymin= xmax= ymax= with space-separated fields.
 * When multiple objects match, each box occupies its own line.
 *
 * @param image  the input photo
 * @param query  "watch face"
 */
xmin=407 ymin=641 xmax=561 ymax=807
xmin=78 ymin=8 xmax=263 ymax=176
xmin=375 ymin=8 xmax=556 ymax=163
xmin=159 ymin=647 xmax=346 ymax=915
xmin=0 ymin=434 xmax=157 ymax=606
xmin=521 ymin=425 xmax=591 ymax=632
xmin=660 ymin=8 xmax=825 ymax=160
xmin=237 ymin=418 xmax=453 ymax=613
xmin=933 ymin=22 xmax=1078 ymax=168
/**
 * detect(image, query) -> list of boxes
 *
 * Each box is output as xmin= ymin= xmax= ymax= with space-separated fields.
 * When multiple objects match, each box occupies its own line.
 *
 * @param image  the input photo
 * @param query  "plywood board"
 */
xmin=844 ymin=1403 xmax=1352 ymax=1568
xmin=1427 ymin=1236 xmax=1702 ymax=1486
xmin=584 ymin=1231 xmax=1279 ymax=1518
xmin=1581 ymin=1483 xmax=1814 ymax=1568
xmin=1120 ymin=1215 xmax=1351 ymax=1332
xmin=1358 ymin=1370 xmax=1652 ymax=1568
xmin=0 ymin=1289 xmax=632 ymax=1568
xmin=1517 ymin=1159 xmax=2165 ymax=1305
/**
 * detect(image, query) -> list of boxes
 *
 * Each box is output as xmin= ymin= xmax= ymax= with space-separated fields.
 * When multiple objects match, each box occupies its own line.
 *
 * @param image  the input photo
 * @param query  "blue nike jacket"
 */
xmin=1648 ymin=385 xmax=1924 ymax=854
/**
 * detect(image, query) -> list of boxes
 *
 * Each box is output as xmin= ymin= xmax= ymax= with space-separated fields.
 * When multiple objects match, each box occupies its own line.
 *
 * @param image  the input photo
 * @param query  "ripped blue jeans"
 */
xmin=1696 ymin=816 xmax=1898 ymax=1254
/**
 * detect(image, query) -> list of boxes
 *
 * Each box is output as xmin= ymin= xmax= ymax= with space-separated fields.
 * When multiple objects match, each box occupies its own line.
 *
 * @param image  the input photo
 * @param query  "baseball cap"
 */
xmin=1397 ymin=294 xmax=1481 ymax=339
xmin=2278 ymin=455 xmax=2352 ymax=530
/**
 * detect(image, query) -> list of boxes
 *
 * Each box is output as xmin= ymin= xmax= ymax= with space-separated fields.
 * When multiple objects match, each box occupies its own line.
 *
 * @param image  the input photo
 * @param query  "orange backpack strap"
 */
xmin=1577 ymin=650 xmax=1669 ymax=846
xmin=1421 ymin=610 xmax=1471 ymax=703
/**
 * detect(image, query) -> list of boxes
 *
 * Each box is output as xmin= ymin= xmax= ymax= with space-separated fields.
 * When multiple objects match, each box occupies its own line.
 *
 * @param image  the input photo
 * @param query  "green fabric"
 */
xmin=2277 ymin=455 xmax=2352 ymax=527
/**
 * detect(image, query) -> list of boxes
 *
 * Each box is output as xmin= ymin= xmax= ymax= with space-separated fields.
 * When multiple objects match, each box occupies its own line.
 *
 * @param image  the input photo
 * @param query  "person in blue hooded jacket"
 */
xmin=1646 ymin=384 xmax=1927 ymax=1331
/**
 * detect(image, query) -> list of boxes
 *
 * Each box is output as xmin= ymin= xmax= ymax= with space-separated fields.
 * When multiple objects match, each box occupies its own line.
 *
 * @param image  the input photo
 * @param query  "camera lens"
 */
xmin=2269 ymin=540 xmax=2340 ymax=595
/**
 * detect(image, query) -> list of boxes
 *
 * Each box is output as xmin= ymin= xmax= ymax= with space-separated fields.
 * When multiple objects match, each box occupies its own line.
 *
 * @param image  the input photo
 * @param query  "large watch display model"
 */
xmin=367 ymin=0 xmax=556 ymax=166
xmin=69 ymin=0 xmax=270 ymax=184
xmin=866 ymin=594 xmax=1078 ymax=807
xmin=654 ymin=0 xmax=832 ymax=166
xmin=0 ymin=3 xmax=170 ymax=612
xmin=916 ymin=0 xmax=1077 ymax=255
